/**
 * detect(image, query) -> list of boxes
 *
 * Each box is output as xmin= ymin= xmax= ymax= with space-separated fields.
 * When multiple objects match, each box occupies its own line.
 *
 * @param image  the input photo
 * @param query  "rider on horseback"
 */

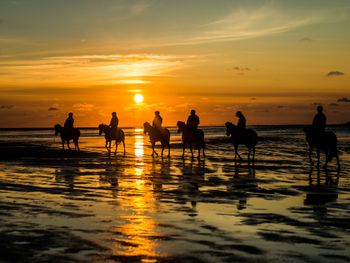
xmin=186 ymin=109 xmax=200 ymax=130
xmin=312 ymin=105 xmax=326 ymax=143
xmin=152 ymin=110 xmax=163 ymax=136
xmin=236 ymin=111 xmax=246 ymax=130
xmin=64 ymin=112 xmax=74 ymax=136
xmin=109 ymin=112 xmax=119 ymax=139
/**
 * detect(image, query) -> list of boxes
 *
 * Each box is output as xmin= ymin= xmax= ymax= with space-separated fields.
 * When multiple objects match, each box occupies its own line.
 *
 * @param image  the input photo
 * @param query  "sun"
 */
xmin=134 ymin=93 xmax=144 ymax=104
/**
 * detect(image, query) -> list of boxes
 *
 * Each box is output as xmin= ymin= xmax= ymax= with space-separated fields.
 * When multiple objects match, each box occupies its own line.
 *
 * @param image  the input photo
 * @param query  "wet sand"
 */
xmin=0 ymin=129 xmax=350 ymax=262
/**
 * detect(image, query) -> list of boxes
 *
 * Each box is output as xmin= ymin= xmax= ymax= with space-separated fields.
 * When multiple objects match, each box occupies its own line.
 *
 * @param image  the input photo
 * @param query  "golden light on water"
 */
xmin=134 ymin=93 xmax=144 ymax=104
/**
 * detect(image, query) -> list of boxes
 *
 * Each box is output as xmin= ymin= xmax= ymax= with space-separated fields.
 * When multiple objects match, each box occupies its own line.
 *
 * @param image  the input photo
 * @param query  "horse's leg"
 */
xmin=168 ymin=142 xmax=170 ymax=157
xmin=336 ymin=151 xmax=340 ymax=171
xmin=182 ymin=143 xmax=185 ymax=158
xmin=308 ymin=146 xmax=314 ymax=166
xmin=161 ymin=143 xmax=164 ymax=156
xmin=61 ymin=140 xmax=65 ymax=150
xmin=252 ymin=147 xmax=256 ymax=162
xmin=316 ymin=148 xmax=320 ymax=169
xmin=67 ymin=140 xmax=71 ymax=150
xmin=190 ymin=143 xmax=194 ymax=159
xmin=123 ymin=139 xmax=126 ymax=155
xmin=197 ymin=145 xmax=200 ymax=160
xmin=235 ymin=144 xmax=243 ymax=161
xmin=202 ymin=142 xmax=206 ymax=157
xmin=115 ymin=141 xmax=118 ymax=155
xmin=248 ymin=147 xmax=251 ymax=163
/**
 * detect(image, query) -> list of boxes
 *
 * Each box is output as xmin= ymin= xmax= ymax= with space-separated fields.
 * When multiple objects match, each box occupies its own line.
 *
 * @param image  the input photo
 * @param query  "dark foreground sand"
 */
xmin=0 ymin=138 xmax=350 ymax=262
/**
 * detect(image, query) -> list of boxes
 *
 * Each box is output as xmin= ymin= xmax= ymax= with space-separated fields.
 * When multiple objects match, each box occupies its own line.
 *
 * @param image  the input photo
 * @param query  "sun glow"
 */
xmin=134 ymin=93 xmax=144 ymax=104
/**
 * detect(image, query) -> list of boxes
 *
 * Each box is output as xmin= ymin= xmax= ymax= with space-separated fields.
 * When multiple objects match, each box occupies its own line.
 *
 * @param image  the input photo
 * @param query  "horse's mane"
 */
xmin=177 ymin=121 xmax=186 ymax=127
xmin=225 ymin=122 xmax=235 ymax=128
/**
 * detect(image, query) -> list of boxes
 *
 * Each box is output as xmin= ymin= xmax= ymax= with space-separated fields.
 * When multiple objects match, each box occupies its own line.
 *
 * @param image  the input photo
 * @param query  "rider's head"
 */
xmin=68 ymin=112 xmax=73 ymax=117
xmin=236 ymin=111 xmax=242 ymax=117
xmin=190 ymin=109 xmax=196 ymax=115
xmin=317 ymin=106 xmax=323 ymax=113
xmin=155 ymin=110 xmax=160 ymax=116
xmin=112 ymin=112 xmax=117 ymax=117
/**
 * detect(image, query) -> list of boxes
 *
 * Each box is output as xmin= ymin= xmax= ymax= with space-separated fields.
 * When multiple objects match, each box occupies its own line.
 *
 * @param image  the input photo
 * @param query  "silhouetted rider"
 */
xmin=110 ymin=112 xmax=119 ymax=139
xmin=186 ymin=109 xmax=200 ymax=129
xmin=153 ymin=110 xmax=163 ymax=129
xmin=64 ymin=112 xmax=74 ymax=135
xmin=236 ymin=111 xmax=246 ymax=129
xmin=312 ymin=106 xmax=326 ymax=134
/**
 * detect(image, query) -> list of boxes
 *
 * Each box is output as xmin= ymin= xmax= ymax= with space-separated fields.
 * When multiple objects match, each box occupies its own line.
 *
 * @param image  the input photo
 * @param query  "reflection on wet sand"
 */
xmin=226 ymin=163 xmax=257 ymax=210
xmin=113 ymin=129 xmax=159 ymax=259
xmin=304 ymin=168 xmax=340 ymax=218
xmin=1 ymin=126 xmax=350 ymax=262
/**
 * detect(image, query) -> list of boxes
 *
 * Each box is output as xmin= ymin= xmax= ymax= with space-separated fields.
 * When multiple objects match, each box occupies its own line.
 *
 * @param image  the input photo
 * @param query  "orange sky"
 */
xmin=0 ymin=0 xmax=349 ymax=127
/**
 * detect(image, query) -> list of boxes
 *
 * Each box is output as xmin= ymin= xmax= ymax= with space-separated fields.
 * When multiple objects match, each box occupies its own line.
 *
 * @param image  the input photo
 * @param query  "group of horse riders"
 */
xmin=55 ymin=105 xmax=338 ymax=169
xmin=62 ymin=108 xmax=248 ymax=139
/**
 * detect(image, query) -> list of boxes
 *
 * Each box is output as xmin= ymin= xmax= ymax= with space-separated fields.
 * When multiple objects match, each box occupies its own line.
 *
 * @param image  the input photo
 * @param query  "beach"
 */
xmin=0 ymin=126 xmax=350 ymax=262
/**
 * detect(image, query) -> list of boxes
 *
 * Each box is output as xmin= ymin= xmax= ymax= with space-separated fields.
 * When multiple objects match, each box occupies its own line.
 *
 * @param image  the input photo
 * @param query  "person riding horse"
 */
xmin=64 ymin=112 xmax=74 ymax=136
xmin=109 ymin=112 xmax=119 ymax=139
xmin=152 ymin=110 xmax=163 ymax=137
xmin=186 ymin=109 xmax=200 ymax=130
xmin=312 ymin=105 xmax=326 ymax=143
xmin=236 ymin=111 xmax=246 ymax=139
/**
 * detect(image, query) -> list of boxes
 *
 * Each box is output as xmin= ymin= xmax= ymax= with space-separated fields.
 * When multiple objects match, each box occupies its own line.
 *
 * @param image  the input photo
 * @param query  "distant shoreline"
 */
xmin=0 ymin=123 xmax=349 ymax=131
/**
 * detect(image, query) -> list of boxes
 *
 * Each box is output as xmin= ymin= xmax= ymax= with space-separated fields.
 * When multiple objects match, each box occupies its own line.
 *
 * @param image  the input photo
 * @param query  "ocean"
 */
xmin=0 ymin=125 xmax=349 ymax=262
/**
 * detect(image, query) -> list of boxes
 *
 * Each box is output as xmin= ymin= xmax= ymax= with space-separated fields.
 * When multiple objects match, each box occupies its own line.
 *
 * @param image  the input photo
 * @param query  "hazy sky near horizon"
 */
xmin=0 ymin=0 xmax=349 ymax=127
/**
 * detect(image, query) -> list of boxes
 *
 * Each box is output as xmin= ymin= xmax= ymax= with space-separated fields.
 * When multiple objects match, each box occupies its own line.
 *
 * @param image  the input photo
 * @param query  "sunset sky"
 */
xmin=0 ymin=0 xmax=349 ymax=127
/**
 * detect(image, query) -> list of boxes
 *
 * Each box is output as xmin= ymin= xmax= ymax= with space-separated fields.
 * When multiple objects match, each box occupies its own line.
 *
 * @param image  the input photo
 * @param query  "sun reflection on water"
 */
xmin=112 ymin=128 xmax=159 ymax=260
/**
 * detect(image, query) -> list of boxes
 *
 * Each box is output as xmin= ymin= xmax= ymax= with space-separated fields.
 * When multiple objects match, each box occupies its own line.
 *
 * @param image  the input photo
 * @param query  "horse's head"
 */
xmin=98 ymin=124 xmax=104 ymax=136
xmin=54 ymin=124 xmax=61 ymax=136
xmin=225 ymin=122 xmax=235 ymax=136
xmin=176 ymin=121 xmax=186 ymax=133
xmin=143 ymin=122 xmax=150 ymax=134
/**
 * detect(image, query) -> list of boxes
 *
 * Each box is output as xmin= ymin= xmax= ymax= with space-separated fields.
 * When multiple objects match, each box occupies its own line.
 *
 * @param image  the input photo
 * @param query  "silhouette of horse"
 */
xmin=225 ymin=122 xmax=258 ymax=162
xmin=54 ymin=124 xmax=80 ymax=151
xmin=177 ymin=121 xmax=205 ymax=159
xmin=98 ymin=124 xmax=126 ymax=155
xmin=303 ymin=126 xmax=340 ymax=170
xmin=143 ymin=122 xmax=170 ymax=157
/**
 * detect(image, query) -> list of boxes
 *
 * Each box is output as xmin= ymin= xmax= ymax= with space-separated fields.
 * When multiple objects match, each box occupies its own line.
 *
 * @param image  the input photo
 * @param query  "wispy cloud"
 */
xmin=327 ymin=71 xmax=345 ymax=77
xmin=160 ymin=4 xmax=322 ymax=46
xmin=0 ymin=105 xmax=14 ymax=110
xmin=48 ymin=107 xmax=59 ymax=111
xmin=129 ymin=0 xmax=155 ymax=16
xmin=0 ymin=54 xmax=196 ymax=87
xmin=337 ymin=97 xmax=350 ymax=102
xmin=73 ymin=103 xmax=95 ymax=111
xmin=299 ymin=37 xmax=314 ymax=42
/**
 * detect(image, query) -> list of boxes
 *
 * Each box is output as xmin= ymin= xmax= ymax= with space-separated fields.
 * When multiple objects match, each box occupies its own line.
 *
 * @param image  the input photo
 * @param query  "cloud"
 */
xmin=299 ymin=37 xmax=314 ymax=42
xmin=232 ymin=66 xmax=250 ymax=75
xmin=48 ymin=107 xmax=59 ymax=111
xmin=337 ymin=97 xmax=350 ymax=102
xmin=73 ymin=103 xmax=94 ymax=111
xmin=232 ymin=67 xmax=250 ymax=71
xmin=326 ymin=71 xmax=345 ymax=77
xmin=183 ymin=4 xmax=320 ymax=45
xmin=129 ymin=0 xmax=155 ymax=16
xmin=0 ymin=105 xmax=14 ymax=109
xmin=0 ymin=54 xmax=195 ymax=87
xmin=277 ymin=105 xmax=285 ymax=109
xmin=329 ymin=103 xmax=339 ymax=106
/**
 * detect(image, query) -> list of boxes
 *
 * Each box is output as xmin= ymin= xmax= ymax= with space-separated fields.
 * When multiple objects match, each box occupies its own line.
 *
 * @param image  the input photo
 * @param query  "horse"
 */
xmin=54 ymin=124 xmax=80 ymax=151
xmin=143 ymin=122 xmax=170 ymax=157
xmin=225 ymin=122 xmax=258 ymax=162
xmin=98 ymin=124 xmax=126 ymax=155
xmin=303 ymin=126 xmax=340 ymax=170
xmin=176 ymin=121 xmax=205 ymax=159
